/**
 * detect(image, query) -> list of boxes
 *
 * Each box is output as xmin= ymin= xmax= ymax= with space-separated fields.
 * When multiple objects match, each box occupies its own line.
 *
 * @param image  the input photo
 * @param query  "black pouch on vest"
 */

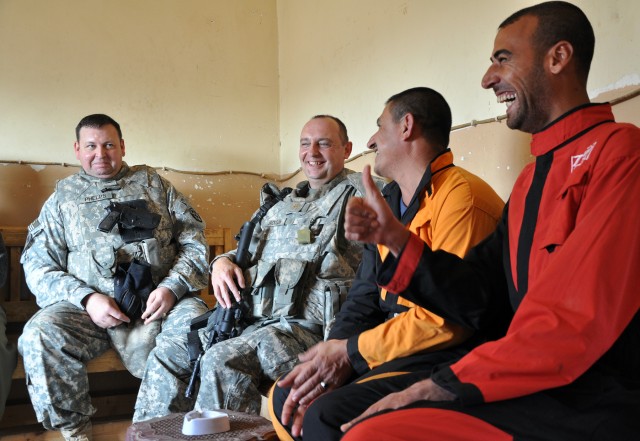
xmin=113 ymin=259 xmax=155 ymax=320
xmin=118 ymin=200 xmax=161 ymax=243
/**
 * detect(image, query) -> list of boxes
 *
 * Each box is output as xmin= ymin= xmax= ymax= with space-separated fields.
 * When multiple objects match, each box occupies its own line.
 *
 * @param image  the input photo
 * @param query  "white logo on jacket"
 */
xmin=571 ymin=142 xmax=596 ymax=172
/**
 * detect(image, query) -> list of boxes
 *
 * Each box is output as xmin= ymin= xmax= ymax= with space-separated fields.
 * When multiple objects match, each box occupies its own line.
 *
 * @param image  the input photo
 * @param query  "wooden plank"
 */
xmin=0 ymin=227 xmax=229 ymax=248
xmin=85 ymin=350 xmax=129 ymax=374
xmin=0 ymin=226 xmax=232 ymax=250
xmin=11 ymin=356 xmax=23 ymax=380
xmin=0 ymin=419 xmax=132 ymax=441
xmin=0 ymin=227 xmax=27 ymax=246
xmin=1 ymin=227 xmax=29 ymax=308
xmin=1 ymin=225 xmax=232 ymax=425
xmin=3 ymin=226 xmax=233 ymax=374
xmin=0 ymin=402 xmax=39 ymax=430
xmin=3 ymin=301 xmax=39 ymax=324
xmin=12 ymin=348 xmax=127 ymax=380
xmin=0 ymin=393 xmax=137 ymax=431
xmin=8 ymin=248 xmax=21 ymax=302
xmin=0 ymin=227 xmax=231 ymax=322
xmin=203 ymin=228 xmax=225 ymax=245
xmin=223 ymin=227 xmax=234 ymax=252
xmin=91 ymin=392 xmax=137 ymax=419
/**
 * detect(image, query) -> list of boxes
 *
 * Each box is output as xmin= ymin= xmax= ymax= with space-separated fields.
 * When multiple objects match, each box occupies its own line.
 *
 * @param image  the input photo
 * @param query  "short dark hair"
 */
xmin=500 ymin=1 xmax=594 ymax=84
xmin=75 ymin=114 xmax=122 ymax=141
xmin=386 ymin=87 xmax=452 ymax=149
xmin=310 ymin=114 xmax=349 ymax=144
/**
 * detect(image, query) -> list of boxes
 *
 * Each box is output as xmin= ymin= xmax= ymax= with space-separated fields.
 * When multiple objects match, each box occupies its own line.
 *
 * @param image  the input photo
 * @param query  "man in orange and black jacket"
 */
xmin=270 ymin=87 xmax=508 ymax=440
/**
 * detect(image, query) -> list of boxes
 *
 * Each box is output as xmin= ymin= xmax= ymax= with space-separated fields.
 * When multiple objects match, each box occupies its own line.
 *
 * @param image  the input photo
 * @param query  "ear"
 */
xmin=401 ymin=113 xmax=415 ymax=141
xmin=343 ymin=141 xmax=353 ymax=159
xmin=74 ymin=141 xmax=80 ymax=159
xmin=546 ymin=40 xmax=573 ymax=75
xmin=120 ymin=138 xmax=126 ymax=157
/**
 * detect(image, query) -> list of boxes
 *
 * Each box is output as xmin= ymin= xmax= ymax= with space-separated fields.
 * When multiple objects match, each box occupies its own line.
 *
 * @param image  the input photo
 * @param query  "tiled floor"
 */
xmin=0 ymin=419 xmax=130 ymax=441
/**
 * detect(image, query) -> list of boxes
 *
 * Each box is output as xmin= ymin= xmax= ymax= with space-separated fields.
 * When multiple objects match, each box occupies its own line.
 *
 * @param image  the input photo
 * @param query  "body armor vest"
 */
xmin=243 ymin=172 xmax=362 ymax=338
xmin=54 ymin=165 xmax=175 ymax=295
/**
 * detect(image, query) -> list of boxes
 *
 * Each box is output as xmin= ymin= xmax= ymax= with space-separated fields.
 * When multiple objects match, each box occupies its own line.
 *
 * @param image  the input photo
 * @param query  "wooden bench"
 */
xmin=0 ymin=226 xmax=233 ymax=431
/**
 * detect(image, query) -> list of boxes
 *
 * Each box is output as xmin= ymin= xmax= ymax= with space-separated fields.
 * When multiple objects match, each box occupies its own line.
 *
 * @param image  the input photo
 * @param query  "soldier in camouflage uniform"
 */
xmin=133 ymin=115 xmax=384 ymax=421
xmin=1 ymin=232 xmax=18 ymax=419
xmin=18 ymin=114 xmax=209 ymax=440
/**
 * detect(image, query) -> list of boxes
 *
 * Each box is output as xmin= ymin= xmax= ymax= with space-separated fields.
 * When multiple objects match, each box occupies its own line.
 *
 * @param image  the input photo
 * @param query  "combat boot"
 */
xmin=60 ymin=420 xmax=93 ymax=441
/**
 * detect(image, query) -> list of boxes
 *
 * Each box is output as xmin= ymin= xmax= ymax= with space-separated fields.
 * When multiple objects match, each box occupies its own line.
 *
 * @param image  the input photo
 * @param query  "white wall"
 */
xmin=277 ymin=0 xmax=640 ymax=182
xmin=0 ymin=0 xmax=638 ymax=185
xmin=0 ymin=0 xmax=280 ymax=173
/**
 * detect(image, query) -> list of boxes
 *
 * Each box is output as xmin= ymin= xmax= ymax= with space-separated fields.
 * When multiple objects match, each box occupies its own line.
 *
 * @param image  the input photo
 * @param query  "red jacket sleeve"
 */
xmin=436 ymin=134 xmax=640 ymax=404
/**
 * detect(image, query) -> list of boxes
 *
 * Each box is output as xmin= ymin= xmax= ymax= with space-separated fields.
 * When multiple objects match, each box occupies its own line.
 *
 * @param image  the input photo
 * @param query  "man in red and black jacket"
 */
xmin=340 ymin=2 xmax=640 ymax=440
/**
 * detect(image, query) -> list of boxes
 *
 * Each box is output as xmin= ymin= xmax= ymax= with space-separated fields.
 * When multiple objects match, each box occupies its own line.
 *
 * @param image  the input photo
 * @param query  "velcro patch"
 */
xmin=189 ymin=208 xmax=203 ymax=223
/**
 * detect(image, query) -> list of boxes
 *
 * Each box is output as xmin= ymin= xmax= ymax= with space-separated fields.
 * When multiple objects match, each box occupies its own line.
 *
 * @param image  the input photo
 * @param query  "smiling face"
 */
xmin=481 ymin=15 xmax=553 ymax=134
xmin=74 ymin=124 xmax=125 ymax=179
xmin=299 ymin=117 xmax=352 ymax=189
xmin=367 ymin=104 xmax=403 ymax=180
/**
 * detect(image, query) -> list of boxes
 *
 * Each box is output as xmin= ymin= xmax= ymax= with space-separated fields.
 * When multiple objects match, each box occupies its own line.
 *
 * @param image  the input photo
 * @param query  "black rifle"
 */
xmin=184 ymin=221 xmax=254 ymax=398
xmin=185 ymin=185 xmax=292 ymax=398
xmin=208 ymin=220 xmax=254 ymax=339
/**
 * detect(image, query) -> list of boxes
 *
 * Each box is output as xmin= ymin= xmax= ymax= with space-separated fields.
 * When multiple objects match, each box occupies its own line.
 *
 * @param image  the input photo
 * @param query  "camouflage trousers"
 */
xmin=133 ymin=320 xmax=320 ymax=422
xmin=17 ymin=297 xmax=207 ymax=431
xmin=1 ymin=306 xmax=17 ymax=419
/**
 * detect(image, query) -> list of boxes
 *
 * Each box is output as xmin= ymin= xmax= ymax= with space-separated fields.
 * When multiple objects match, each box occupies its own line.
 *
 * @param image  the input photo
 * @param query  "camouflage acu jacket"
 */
xmin=219 ymin=169 xmax=382 ymax=338
xmin=21 ymin=163 xmax=209 ymax=310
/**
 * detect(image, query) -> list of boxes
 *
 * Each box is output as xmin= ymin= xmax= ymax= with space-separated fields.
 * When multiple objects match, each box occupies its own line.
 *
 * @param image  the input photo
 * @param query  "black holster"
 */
xmin=113 ymin=259 xmax=155 ymax=320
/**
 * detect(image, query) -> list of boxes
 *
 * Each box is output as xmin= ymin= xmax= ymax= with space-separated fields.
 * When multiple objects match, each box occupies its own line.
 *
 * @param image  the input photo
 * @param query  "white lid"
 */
xmin=182 ymin=410 xmax=231 ymax=436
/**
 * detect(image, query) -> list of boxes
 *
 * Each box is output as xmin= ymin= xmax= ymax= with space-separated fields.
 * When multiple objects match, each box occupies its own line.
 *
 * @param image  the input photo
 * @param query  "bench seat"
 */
xmin=0 ymin=225 xmax=232 ymax=431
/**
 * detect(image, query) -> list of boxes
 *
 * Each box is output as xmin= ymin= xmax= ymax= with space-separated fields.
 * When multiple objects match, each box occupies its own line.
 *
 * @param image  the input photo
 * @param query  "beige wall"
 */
xmin=0 ymin=162 xmax=271 ymax=235
xmin=281 ymin=89 xmax=640 ymax=201
xmin=0 ymin=0 xmax=280 ymax=174
xmin=277 ymin=0 xmax=640 ymax=199
xmin=0 ymin=0 xmax=639 ymax=233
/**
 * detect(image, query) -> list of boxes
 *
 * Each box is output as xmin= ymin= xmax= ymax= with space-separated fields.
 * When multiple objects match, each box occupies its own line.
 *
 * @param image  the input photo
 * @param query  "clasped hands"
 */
xmin=84 ymin=286 xmax=176 ymax=328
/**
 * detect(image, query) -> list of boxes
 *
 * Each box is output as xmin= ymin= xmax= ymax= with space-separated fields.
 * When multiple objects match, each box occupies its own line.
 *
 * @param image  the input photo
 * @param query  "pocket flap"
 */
xmin=252 ymin=259 xmax=276 ymax=287
xmin=539 ymin=169 xmax=589 ymax=250
xmin=275 ymin=258 xmax=307 ymax=288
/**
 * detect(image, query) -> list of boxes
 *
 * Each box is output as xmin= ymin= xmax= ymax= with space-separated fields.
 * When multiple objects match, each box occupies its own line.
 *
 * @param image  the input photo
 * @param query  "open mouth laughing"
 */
xmin=498 ymin=92 xmax=517 ymax=108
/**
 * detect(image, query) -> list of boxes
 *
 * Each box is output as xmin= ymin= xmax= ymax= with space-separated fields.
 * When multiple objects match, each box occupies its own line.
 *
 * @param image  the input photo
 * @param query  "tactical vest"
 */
xmin=243 ymin=172 xmax=362 ymax=339
xmin=50 ymin=165 xmax=178 ymax=296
